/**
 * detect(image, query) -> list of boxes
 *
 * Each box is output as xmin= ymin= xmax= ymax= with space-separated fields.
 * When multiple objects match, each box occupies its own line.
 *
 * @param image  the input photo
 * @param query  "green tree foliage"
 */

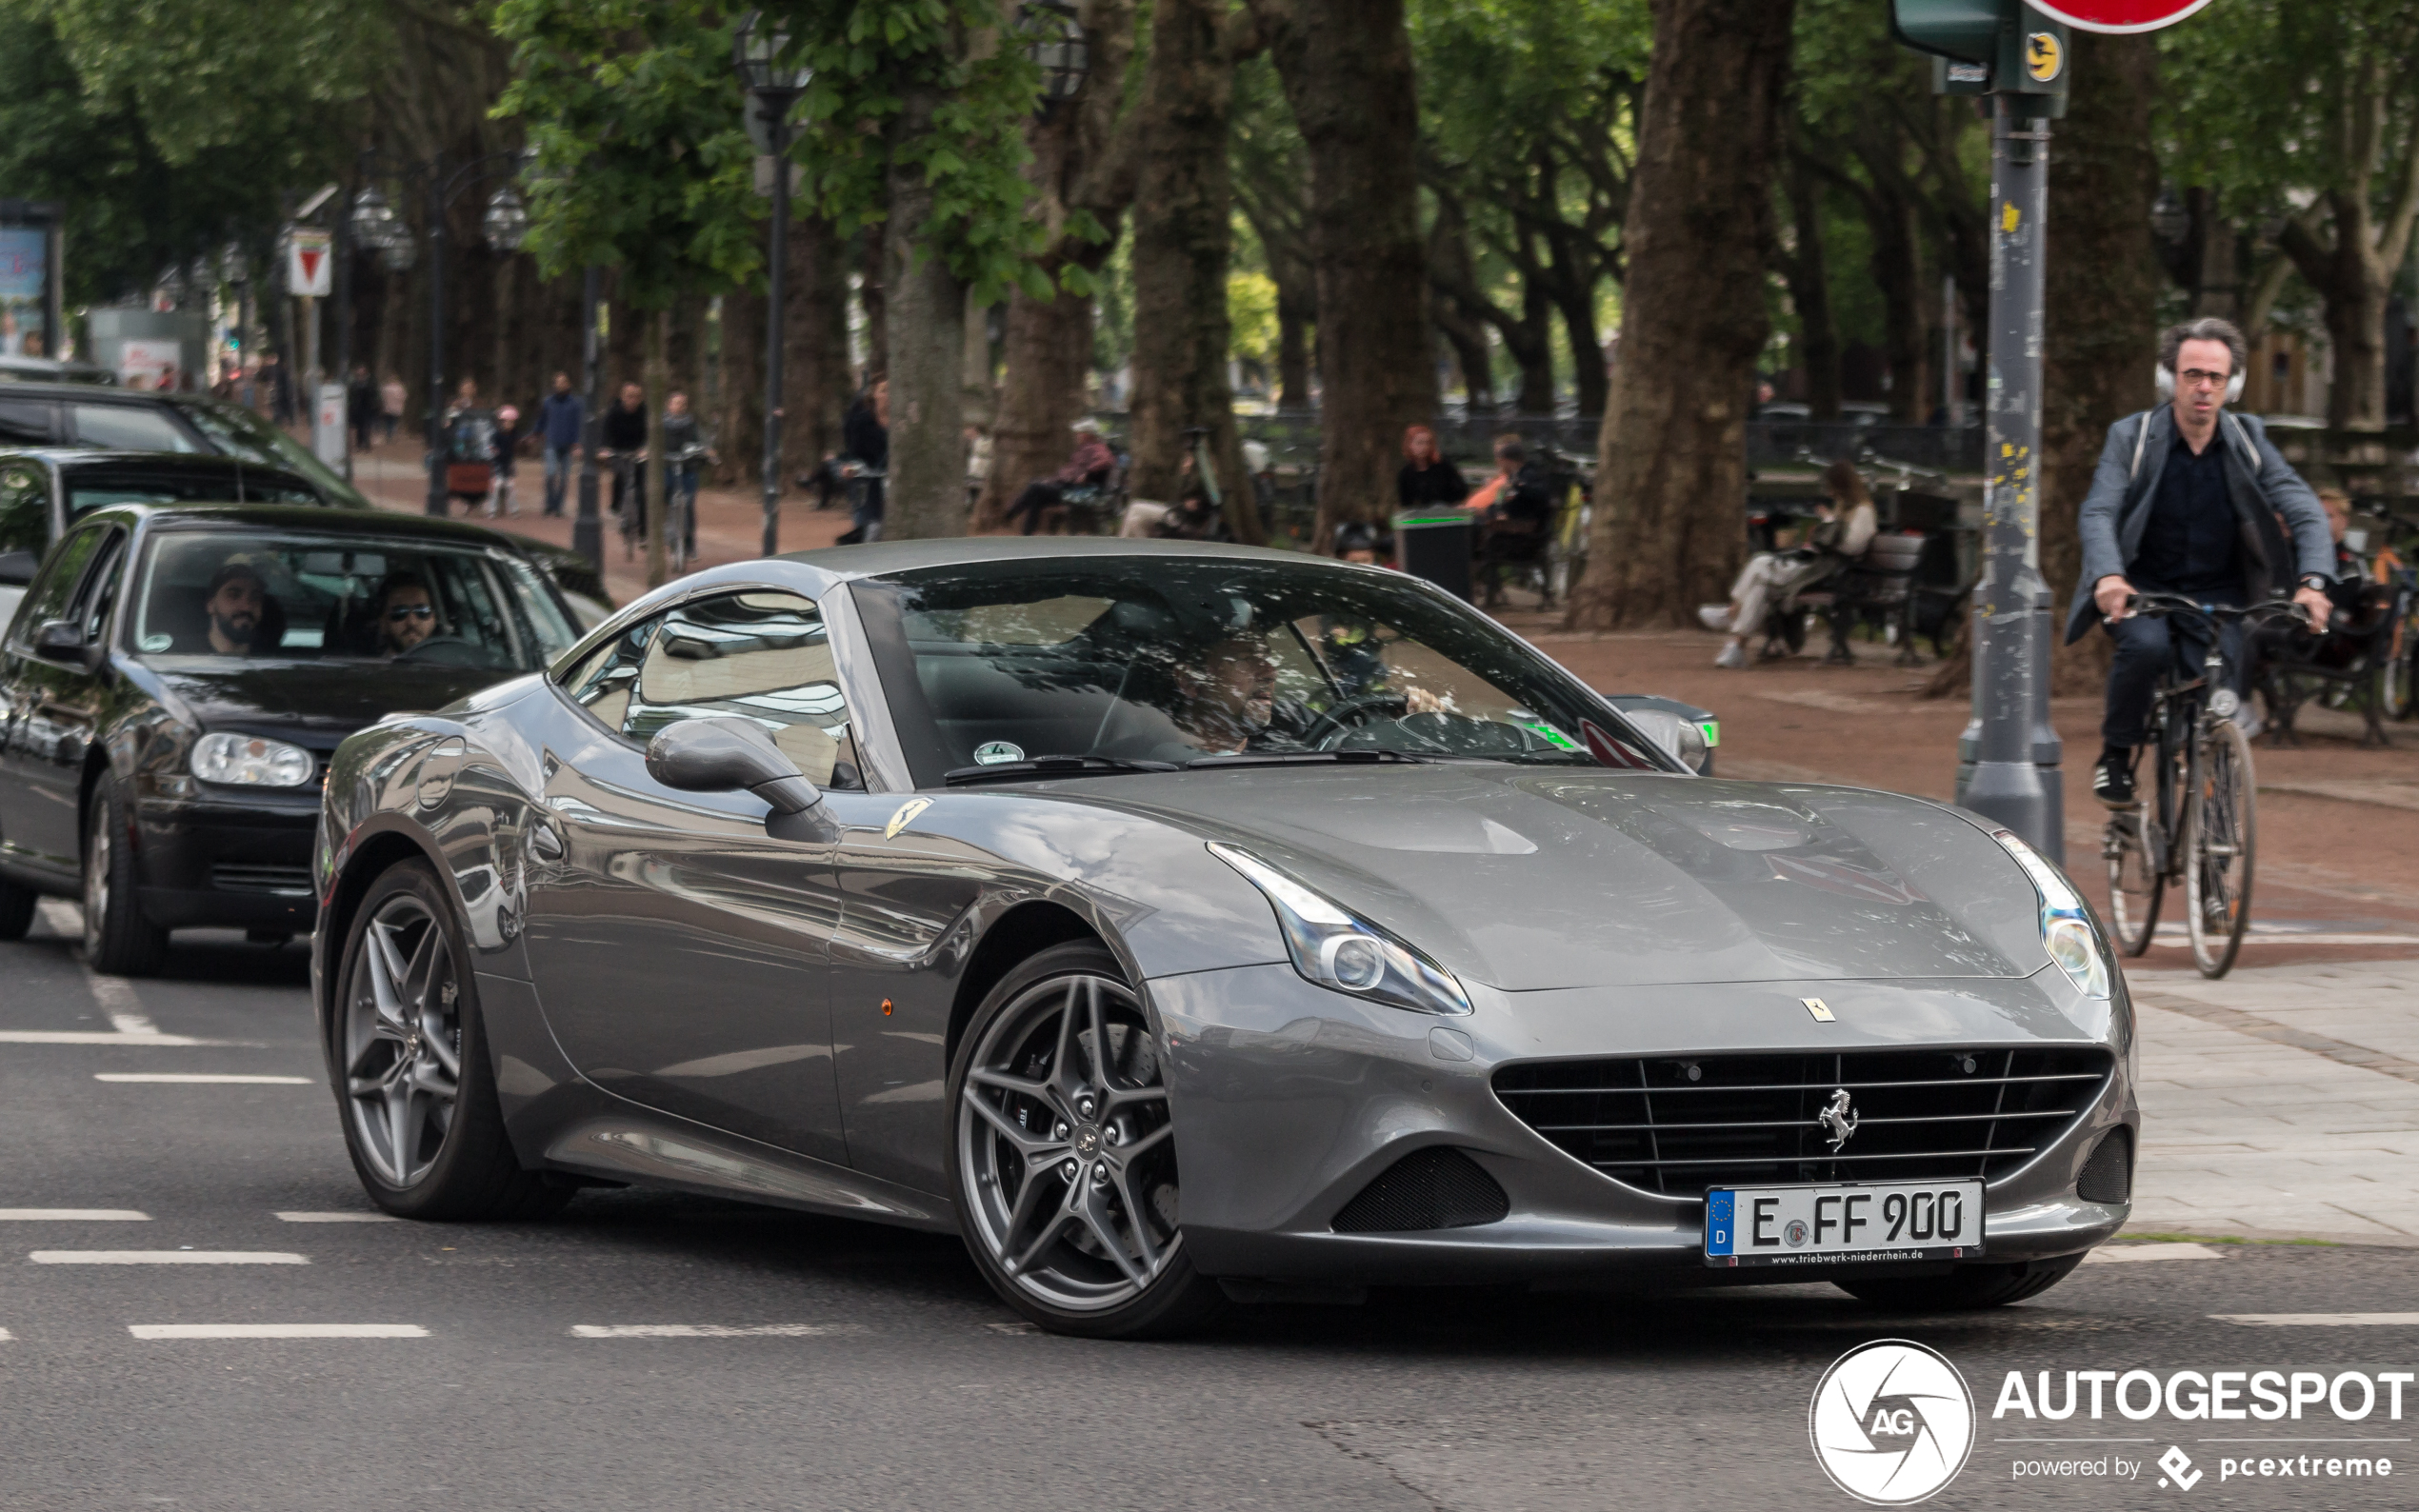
xmin=491 ymin=0 xmax=763 ymax=304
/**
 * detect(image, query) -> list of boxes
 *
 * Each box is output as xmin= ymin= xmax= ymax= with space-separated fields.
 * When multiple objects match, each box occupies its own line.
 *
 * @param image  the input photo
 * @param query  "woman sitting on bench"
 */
xmin=1700 ymin=459 xmax=1877 ymax=668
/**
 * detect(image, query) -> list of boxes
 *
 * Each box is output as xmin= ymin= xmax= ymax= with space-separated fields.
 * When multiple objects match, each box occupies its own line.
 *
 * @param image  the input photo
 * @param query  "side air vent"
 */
xmin=2076 ymin=1127 xmax=2133 ymax=1204
xmin=210 ymin=864 xmax=315 ymax=897
xmin=1331 ymin=1146 xmax=1509 ymax=1234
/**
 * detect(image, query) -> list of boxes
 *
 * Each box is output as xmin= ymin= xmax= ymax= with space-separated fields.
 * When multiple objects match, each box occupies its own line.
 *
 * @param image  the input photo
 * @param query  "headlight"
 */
xmin=1990 ymin=828 xmax=2111 ymax=999
xmin=1209 ymin=842 xmax=1472 ymax=1016
xmin=191 ymin=732 xmax=316 ymax=789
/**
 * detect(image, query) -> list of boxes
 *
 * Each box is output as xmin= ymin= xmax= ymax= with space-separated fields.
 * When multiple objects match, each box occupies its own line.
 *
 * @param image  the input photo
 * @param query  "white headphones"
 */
xmin=2155 ymin=360 xmax=2246 ymax=403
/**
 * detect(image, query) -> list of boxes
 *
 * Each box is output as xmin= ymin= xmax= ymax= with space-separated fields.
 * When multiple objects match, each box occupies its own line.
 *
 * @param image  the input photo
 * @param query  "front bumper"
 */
xmin=133 ymin=791 xmax=320 ymax=932
xmin=1151 ymin=963 xmax=2135 ymax=1286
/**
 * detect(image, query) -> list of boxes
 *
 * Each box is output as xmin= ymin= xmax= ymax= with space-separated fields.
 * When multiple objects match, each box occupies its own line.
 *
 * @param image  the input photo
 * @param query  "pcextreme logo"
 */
xmin=1809 ymin=1340 xmax=1976 ymax=1504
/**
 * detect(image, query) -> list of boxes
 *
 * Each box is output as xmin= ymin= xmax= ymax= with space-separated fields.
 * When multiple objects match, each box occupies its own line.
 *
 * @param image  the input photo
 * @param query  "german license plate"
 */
xmin=1703 ymin=1180 xmax=1985 ymax=1267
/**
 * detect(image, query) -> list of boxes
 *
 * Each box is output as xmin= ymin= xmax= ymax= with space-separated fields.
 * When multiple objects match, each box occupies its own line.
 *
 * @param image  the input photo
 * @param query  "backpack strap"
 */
xmin=2129 ymin=410 xmax=2150 ymax=480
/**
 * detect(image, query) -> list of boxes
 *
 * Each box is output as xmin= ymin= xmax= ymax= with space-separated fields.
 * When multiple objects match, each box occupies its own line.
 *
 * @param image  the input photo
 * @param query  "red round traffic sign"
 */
xmin=2026 ymin=0 xmax=2215 ymax=31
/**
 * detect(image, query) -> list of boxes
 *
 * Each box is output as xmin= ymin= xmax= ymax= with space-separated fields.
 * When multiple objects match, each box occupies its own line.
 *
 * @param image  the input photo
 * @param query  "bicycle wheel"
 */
xmin=2102 ymin=812 xmax=2161 ymax=956
xmin=2387 ymin=630 xmax=2416 ymax=721
xmin=2183 ymin=718 xmax=2256 ymax=978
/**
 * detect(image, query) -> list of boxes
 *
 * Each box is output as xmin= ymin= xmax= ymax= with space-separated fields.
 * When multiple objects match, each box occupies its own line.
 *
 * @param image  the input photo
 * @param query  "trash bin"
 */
xmin=1393 ymin=511 xmax=1474 ymax=601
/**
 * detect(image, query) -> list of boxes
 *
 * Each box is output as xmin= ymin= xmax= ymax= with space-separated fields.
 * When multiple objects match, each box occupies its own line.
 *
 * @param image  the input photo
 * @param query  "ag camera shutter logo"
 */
xmin=1810 ymin=1340 xmax=1976 ymax=1504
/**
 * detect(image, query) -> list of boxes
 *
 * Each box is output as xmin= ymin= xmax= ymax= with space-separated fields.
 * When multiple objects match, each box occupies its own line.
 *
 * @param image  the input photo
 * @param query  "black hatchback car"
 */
xmin=0 ymin=503 xmax=581 ymax=973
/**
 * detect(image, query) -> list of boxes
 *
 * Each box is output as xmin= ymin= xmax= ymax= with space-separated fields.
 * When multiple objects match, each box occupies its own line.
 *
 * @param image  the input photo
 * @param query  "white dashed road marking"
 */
xmin=2213 ymin=1313 xmax=2419 ymax=1327
xmin=274 ymin=1212 xmax=399 ymax=1223
xmin=0 ymin=1032 xmax=213 ymax=1045
xmin=30 ymin=1251 xmax=307 ymax=1265
xmin=2084 ymin=1243 xmax=2227 ymax=1263
xmin=0 ymin=1210 xmax=149 ymax=1222
xmin=569 ymin=1323 xmax=871 ymax=1339
xmin=93 ymin=1074 xmax=311 ymax=1084
xmin=129 ymin=1324 xmax=428 ymax=1340
xmin=0 ymin=1327 xmax=13 ymax=1341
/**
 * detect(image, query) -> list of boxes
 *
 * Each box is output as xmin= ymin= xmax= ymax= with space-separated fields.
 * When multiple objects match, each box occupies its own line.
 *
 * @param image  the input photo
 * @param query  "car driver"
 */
xmin=1170 ymin=634 xmax=1278 ymax=754
xmin=204 ymin=562 xmax=269 ymax=655
xmin=377 ymin=574 xmax=437 ymax=656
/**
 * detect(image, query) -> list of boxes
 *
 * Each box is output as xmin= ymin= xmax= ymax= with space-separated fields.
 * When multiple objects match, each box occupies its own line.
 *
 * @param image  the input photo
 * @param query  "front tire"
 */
xmin=2102 ymin=813 xmax=2161 ymax=957
xmin=2185 ymin=719 xmax=2256 ymax=979
xmin=83 ymin=783 xmax=167 ymax=977
xmin=0 ymin=874 xmax=35 ymax=942
xmin=1835 ymin=1252 xmax=2083 ymax=1311
xmin=947 ymin=942 xmax=1225 ymax=1339
xmin=333 ymin=859 xmax=565 ymax=1220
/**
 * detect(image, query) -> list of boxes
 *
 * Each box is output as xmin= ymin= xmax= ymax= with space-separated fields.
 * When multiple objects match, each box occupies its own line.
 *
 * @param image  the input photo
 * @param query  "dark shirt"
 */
xmin=601 ymin=401 xmax=649 ymax=452
xmin=539 ymin=392 xmax=585 ymax=451
xmin=491 ymin=419 xmax=522 ymax=474
xmin=659 ymin=411 xmax=705 ymax=458
xmin=1398 ymin=459 xmax=1469 ymax=510
xmin=843 ymin=400 xmax=888 ymax=470
xmin=2129 ymin=429 xmax=2240 ymax=600
xmin=1491 ymin=464 xmax=1554 ymax=527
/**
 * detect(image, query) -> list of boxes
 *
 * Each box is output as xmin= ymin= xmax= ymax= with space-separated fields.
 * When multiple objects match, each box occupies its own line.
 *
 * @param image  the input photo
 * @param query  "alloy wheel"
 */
xmin=82 ymin=805 xmax=110 ymax=958
xmin=343 ymin=892 xmax=463 ymax=1186
xmin=957 ymin=971 xmax=1181 ymax=1313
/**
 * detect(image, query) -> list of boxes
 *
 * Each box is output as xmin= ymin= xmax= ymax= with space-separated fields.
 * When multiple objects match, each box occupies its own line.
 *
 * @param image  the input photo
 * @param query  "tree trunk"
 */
xmin=643 ymin=307 xmax=670 ymax=588
xmin=1783 ymin=151 xmax=1842 ymax=420
xmin=1509 ymin=278 xmax=1556 ymax=414
xmin=984 ymin=282 xmax=1097 ymax=527
xmin=2321 ymin=208 xmax=2391 ymax=432
xmin=1249 ymin=0 xmax=1435 ymax=543
xmin=884 ymin=81 xmax=970 ymax=541
xmin=783 ymin=215 xmax=850 ymax=491
xmin=1276 ymin=301 xmax=1312 ymax=410
xmin=1126 ymin=0 xmax=1260 ymax=542
xmin=858 ymin=226 xmax=888 ymax=384
xmin=1925 ymin=32 xmax=2158 ymax=701
xmin=1565 ymin=0 xmax=1793 ymax=630
xmin=1862 ymin=178 xmax=1928 ymax=423
xmin=1555 ymin=274 xmax=1606 ymax=419
xmin=718 ymin=280 xmax=765 ymax=490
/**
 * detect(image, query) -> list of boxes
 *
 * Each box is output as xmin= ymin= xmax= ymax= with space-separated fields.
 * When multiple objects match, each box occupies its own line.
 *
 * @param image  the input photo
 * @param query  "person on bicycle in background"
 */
xmin=2068 ymin=317 xmax=2334 ymax=808
xmin=659 ymin=391 xmax=715 ymax=562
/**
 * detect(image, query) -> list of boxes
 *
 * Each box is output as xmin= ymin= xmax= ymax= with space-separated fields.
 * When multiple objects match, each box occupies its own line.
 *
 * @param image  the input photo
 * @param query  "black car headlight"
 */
xmin=1990 ymin=828 xmax=2111 ymax=1000
xmin=1209 ymin=842 xmax=1472 ymax=1016
xmin=191 ymin=732 xmax=316 ymax=789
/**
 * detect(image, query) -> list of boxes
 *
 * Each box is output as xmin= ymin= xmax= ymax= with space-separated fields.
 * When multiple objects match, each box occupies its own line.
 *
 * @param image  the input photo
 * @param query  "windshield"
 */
xmin=850 ymin=555 xmax=1666 ymax=786
xmin=69 ymin=467 xmax=317 ymax=526
xmin=174 ymin=399 xmax=362 ymax=504
xmin=130 ymin=528 xmax=577 ymax=670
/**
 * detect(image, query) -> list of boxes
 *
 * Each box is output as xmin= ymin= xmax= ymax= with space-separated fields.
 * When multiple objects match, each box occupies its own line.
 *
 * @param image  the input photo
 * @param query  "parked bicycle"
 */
xmin=2102 ymin=591 xmax=2314 ymax=979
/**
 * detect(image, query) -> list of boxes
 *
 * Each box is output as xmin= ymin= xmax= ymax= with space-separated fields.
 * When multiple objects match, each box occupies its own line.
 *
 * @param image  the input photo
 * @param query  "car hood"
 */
xmin=143 ymin=662 xmax=507 ymax=750
xmin=1077 ymin=766 xmax=2048 ymax=990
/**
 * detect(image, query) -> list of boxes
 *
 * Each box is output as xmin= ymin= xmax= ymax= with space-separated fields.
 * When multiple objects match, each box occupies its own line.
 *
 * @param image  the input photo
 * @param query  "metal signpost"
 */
xmin=1891 ymin=0 xmax=2213 ymax=864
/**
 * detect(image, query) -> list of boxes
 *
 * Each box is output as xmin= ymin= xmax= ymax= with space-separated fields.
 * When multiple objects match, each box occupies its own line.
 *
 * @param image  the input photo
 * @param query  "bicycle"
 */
xmin=663 ymin=442 xmax=710 ymax=574
xmin=601 ymin=451 xmax=643 ymax=562
xmin=2102 ymin=592 xmax=2313 ymax=979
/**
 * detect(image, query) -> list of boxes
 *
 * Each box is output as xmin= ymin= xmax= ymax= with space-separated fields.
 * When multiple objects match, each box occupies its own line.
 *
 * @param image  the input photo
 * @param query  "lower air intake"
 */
xmin=1331 ymin=1146 xmax=1509 ymax=1233
xmin=2076 ymin=1127 xmax=2133 ymax=1204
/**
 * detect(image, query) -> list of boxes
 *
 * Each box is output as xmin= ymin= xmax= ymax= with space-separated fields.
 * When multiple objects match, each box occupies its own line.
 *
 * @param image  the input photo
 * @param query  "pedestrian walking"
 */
xmin=346 ymin=366 xmax=378 ymax=452
xmin=441 ymin=378 xmax=497 ymax=518
xmin=537 ymin=371 xmax=584 ymax=518
xmin=262 ymin=351 xmax=294 ymax=426
xmin=379 ymin=374 xmax=406 ymax=446
xmin=839 ymin=375 xmax=888 ymax=544
xmin=488 ymin=404 xmax=524 ymax=518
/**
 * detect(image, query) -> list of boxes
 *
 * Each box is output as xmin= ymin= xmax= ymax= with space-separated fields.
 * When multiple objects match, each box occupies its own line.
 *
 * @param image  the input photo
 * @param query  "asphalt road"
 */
xmin=4 ymin=910 xmax=2414 ymax=1512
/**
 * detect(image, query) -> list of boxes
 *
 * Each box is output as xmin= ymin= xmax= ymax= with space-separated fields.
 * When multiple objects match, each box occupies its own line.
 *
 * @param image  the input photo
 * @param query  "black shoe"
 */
xmin=2091 ymin=752 xmax=2135 ymax=809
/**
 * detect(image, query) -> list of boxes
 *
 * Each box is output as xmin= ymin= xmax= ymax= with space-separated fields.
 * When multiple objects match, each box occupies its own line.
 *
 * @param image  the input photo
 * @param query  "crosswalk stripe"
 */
xmin=0 ymin=1210 xmax=149 ymax=1222
xmin=273 ymin=1212 xmax=399 ymax=1223
xmin=30 ymin=1251 xmax=307 ymax=1264
xmin=93 ymin=1074 xmax=311 ymax=1084
xmin=129 ymin=1324 xmax=427 ymax=1340
xmin=2212 ymin=1313 xmax=2419 ymax=1327
xmin=569 ymin=1323 xmax=870 ymax=1339
xmin=2084 ymin=1243 xmax=2226 ymax=1263
xmin=0 ymin=1032 xmax=213 ymax=1045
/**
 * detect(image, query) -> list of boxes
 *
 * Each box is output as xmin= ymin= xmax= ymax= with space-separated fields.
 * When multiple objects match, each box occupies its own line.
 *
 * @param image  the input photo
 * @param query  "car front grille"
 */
xmin=1492 ymin=1047 xmax=2113 ymax=1198
xmin=210 ymin=863 xmax=315 ymax=898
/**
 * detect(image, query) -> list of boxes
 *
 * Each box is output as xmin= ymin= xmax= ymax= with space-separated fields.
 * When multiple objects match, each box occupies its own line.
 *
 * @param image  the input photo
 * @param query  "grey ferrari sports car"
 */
xmin=310 ymin=538 xmax=2134 ymax=1337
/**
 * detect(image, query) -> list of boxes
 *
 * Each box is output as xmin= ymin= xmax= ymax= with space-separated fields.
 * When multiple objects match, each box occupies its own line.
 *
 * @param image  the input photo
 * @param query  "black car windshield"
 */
xmin=69 ymin=466 xmax=318 ymax=525
xmin=850 ymin=555 xmax=1668 ymax=786
xmin=173 ymin=399 xmax=356 ymax=501
xmin=130 ymin=528 xmax=577 ymax=670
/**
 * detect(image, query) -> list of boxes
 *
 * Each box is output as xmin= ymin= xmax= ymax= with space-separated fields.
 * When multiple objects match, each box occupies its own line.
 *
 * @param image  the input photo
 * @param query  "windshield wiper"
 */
xmin=1183 ymin=749 xmax=1430 ymax=769
xmin=944 ymin=754 xmax=1181 ymax=786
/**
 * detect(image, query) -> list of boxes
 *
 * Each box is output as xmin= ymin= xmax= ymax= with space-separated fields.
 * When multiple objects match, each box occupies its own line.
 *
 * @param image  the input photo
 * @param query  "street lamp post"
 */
xmin=574 ymin=265 xmax=604 ymax=572
xmin=734 ymin=10 xmax=811 ymax=558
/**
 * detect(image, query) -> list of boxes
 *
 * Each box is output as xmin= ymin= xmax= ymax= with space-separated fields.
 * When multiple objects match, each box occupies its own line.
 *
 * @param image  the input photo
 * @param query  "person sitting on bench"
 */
xmin=1006 ymin=420 xmax=1116 ymax=535
xmin=1700 ymin=459 xmax=1876 ymax=668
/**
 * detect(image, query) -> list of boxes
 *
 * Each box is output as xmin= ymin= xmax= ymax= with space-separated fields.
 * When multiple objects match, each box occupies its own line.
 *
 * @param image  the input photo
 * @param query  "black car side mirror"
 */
xmin=646 ymin=716 xmax=830 ymax=839
xmin=32 ymin=619 xmax=99 ymax=670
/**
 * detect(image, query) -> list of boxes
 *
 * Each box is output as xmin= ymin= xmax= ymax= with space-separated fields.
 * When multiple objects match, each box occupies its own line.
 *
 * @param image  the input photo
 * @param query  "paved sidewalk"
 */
xmin=2128 ymin=960 xmax=2419 ymax=1244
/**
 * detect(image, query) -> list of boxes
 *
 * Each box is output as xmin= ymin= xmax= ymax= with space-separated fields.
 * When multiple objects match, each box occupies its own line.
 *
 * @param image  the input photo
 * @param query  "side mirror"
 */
xmin=646 ymin=716 xmax=823 ymax=815
xmin=33 ymin=619 xmax=93 ymax=667
xmin=1620 ymin=708 xmax=1709 ymax=773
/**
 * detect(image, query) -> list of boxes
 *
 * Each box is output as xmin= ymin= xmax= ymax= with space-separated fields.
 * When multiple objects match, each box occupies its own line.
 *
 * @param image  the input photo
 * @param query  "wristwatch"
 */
xmin=2299 ymin=573 xmax=2330 ymax=592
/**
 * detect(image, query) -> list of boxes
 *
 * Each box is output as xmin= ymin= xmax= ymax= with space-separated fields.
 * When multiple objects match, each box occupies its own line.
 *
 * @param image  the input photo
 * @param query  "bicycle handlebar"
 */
xmin=2123 ymin=591 xmax=2314 ymax=630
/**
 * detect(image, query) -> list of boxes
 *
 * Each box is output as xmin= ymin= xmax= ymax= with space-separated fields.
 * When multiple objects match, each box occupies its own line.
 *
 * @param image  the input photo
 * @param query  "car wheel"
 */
xmin=0 ymin=874 xmax=35 ymax=942
xmin=947 ymin=942 xmax=1225 ymax=1339
xmin=333 ymin=858 xmax=567 ymax=1221
xmin=1834 ymin=1252 xmax=2084 ymax=1311
xmin=83 ymin=783 xmax=167 ymax=977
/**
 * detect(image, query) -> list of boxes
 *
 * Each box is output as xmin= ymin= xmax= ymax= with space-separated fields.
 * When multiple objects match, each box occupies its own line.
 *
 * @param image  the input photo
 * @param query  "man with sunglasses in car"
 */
xmin=2067 ymin=317 xmax=2334 ymax=808
xmin=376 ymin=573 xmax=439 ymax=657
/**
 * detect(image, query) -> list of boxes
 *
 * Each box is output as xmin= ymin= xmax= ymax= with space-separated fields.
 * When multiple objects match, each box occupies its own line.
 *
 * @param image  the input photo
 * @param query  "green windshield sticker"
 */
xmin=1699 ymin=720 xmax=1720 ymax=748
xmin=1519 ymin=720 xmax=1582 ymax=751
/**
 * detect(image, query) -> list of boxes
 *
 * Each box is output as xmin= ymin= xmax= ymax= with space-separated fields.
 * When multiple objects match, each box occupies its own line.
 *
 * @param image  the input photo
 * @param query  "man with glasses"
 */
xmin=2066 ymin=317 xmax=2334 ymax=807
xmin=376 ymin=573 xmax=438 ymax=657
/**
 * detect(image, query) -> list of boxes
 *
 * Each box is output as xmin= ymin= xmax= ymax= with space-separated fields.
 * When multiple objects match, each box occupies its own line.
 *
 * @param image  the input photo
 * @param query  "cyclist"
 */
xmin=2067 ymin=317 xmax=2334 ymax=807
xmin=659 ymin=391 xmax=715 ymax=562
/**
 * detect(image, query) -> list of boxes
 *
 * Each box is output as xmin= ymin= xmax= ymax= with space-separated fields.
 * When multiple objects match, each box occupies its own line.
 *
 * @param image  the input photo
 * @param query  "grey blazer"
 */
xmin=2063 ymin=405 xmax=2333 ymax=645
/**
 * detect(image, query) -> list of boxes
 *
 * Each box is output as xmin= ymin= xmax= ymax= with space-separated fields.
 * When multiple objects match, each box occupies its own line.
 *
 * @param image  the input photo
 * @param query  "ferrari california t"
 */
xmin=310 ymin=538 xmax=2134 ymax=1337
